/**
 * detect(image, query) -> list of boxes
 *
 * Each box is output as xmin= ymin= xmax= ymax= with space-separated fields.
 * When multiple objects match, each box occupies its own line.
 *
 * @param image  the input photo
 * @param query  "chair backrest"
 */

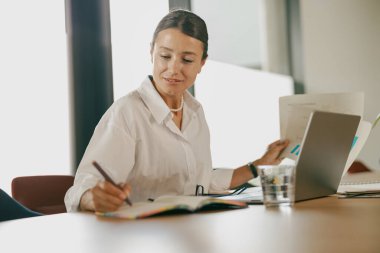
xmin=11 ymin=175 xmax=74 ymax=215
xmin=347 ymin=160 xmax=372 ymax=174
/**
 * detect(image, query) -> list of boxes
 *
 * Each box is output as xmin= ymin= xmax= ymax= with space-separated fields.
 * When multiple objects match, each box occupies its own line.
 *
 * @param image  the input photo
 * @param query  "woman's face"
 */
xmin=151 ymin=28 xmax=206 ymax=99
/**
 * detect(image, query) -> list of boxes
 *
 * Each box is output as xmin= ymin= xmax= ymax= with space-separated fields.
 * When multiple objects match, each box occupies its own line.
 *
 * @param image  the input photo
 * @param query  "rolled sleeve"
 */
xmin=64 ymin=174 xmax=98 ymax=212
xmin=64 ymin=120 xmax=136 ymax=212
xmin=209 ymin=168 xmax=234 ymax=193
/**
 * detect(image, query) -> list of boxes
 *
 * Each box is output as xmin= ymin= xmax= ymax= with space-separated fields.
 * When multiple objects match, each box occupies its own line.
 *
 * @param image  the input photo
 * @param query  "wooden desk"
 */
xmin=0 ymin=197 xmax=379 ymax=253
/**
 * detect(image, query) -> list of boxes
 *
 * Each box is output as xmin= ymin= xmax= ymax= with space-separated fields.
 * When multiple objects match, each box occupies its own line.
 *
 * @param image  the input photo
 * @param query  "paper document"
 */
xmin=218 ymin=187 xmax=264 ymax=204
xmin=281 ymin=106 xmax=315 ymax=159
xmin=342 ymin=121 xmax=371 ymax=175
xmin=279 ymin=92 xmax=368 ymax=171
xmin=373 ymin=113 xmax=380 ymax=129
xmin=279 ymin=92 xmax=364 ymax=138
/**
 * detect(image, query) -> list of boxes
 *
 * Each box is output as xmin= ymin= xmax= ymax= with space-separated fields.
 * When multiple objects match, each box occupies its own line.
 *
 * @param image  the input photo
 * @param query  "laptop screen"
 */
xmin=294 ymin=111 xmax=360 ymax=201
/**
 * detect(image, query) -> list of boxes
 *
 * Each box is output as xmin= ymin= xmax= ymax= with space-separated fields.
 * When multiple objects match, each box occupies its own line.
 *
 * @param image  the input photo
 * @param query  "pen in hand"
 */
xmin=92 ymin=160 xmax=133 ymax=206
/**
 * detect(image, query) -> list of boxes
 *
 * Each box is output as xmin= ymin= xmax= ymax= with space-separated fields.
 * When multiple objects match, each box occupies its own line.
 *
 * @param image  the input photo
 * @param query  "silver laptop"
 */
xmin=294 ymin=110 xmax=360 ymax=201
xmin=220 ymin=111 xmax=361 ymax=203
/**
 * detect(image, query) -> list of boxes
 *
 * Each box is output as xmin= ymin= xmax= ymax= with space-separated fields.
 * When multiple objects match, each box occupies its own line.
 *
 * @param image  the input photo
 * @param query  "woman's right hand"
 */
xmin=80 ymin=181 xmax=131 ymax=212
xmin=255 ymin=139 xmax=289 ymax=166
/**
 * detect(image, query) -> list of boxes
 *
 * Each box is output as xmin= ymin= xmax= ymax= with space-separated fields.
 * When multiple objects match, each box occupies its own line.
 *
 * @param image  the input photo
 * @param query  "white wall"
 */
xmin=195 ymin=60 xmax=293 ymax=168
xmin=191 ymin=0 xmax=262 ymax=68
xmin=301 ymin=0 xmax=380 ymax=170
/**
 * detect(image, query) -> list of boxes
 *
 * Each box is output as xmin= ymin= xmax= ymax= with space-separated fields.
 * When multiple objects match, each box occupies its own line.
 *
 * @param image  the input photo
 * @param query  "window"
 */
xmin=110 ymin=0 xmax=169 ymax=99
xmin=0 ymin=1 xmax=70 ymax=193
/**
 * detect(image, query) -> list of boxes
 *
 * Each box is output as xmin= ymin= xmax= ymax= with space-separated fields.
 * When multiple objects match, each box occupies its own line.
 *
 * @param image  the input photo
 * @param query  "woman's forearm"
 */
xmin=229 ymin=162 xmax=257 ymax=189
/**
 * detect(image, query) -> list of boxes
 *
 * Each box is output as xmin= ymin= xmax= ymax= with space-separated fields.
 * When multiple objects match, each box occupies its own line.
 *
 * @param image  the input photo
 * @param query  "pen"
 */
xmin=92 ymin=160 xmax=132 ymax=206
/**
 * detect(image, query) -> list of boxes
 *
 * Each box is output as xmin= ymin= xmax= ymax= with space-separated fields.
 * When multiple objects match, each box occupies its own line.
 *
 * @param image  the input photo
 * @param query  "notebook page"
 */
xmin=154 ymin=195 xmax=211 ymax=210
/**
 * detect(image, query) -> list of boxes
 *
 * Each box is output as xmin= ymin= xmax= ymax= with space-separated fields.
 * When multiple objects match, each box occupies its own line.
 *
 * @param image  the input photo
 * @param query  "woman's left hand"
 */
xmin=255 ymin=139 xmax=289 ymax=166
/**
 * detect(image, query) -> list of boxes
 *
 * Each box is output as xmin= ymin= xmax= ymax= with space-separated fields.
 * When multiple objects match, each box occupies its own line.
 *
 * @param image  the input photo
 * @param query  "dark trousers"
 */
xmin=0 ymin=189 xmax=42 ymax=222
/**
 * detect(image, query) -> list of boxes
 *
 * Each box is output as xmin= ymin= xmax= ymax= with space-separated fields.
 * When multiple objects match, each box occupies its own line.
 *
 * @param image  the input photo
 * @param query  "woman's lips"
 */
xmin=164 ymin=77 xmax=183 ymax=84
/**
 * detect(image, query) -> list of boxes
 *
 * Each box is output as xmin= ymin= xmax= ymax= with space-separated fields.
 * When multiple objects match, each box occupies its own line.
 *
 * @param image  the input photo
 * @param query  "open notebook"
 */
xmin=96 ymin=195 xmax=248 ymax=219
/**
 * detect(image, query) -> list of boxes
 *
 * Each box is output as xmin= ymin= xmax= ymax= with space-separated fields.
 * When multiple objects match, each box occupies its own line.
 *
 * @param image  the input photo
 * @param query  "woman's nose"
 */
xmin=167 ymin=58 xmax=181 ymax=74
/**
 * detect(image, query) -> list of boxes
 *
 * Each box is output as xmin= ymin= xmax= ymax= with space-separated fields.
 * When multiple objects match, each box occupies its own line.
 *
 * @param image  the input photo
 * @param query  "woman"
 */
xmin=65 ymin=10 xmax=288 ymax=212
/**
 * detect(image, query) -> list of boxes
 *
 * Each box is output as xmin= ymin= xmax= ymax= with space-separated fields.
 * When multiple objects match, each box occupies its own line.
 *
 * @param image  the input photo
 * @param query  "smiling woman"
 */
xmin=149 ymin=10 xmax=208 ymax=129
xmin=64 ymin=10 xmax=288 ymax=214
xmin=151 ymin=28 xmax=205 ymax=112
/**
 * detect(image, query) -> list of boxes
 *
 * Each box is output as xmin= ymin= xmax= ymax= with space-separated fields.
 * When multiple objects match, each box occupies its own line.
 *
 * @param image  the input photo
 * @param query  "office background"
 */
xmin=0 ymin=0 xmax=379 ymax=194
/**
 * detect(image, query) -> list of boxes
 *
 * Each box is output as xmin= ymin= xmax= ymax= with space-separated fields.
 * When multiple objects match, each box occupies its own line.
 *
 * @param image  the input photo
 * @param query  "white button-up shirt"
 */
xmin=65 ymin=76 xmax=233 ymax=211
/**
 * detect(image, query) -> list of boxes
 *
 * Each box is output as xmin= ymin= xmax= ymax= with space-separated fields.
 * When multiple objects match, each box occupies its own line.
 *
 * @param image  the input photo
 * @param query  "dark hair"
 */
xmin=151 ymin=9 xmax=208 ymax=60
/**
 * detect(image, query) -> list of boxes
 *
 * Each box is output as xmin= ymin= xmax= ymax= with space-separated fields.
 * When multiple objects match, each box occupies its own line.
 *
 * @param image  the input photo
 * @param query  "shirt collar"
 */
xmin=137 ymin=76 xmax=201 ymax=124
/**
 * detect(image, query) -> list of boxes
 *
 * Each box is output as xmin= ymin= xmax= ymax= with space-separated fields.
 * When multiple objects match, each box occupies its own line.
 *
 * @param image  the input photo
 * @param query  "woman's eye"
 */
xmin=160 ymin=55 xmax=170 ymax=60
xmin=183 ymin=58 xmax=194 ymax=63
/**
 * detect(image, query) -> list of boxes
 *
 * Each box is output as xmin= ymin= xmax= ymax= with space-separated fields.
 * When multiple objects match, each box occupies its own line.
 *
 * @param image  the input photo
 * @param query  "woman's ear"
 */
xmin=198 ymin=58 xmax=207 ymax=73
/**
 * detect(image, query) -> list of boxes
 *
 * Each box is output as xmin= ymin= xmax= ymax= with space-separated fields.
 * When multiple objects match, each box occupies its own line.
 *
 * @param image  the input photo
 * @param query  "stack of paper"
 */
xmin=337 ymin=172 xmax=380 ymax=198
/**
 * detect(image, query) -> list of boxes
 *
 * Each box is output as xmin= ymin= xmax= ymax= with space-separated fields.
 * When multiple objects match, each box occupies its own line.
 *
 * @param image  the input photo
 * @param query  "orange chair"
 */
xmin=11 ymin=175 xmax=74 ymax=215
xmin=347 ymin=160 xmax=372 ymax=174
